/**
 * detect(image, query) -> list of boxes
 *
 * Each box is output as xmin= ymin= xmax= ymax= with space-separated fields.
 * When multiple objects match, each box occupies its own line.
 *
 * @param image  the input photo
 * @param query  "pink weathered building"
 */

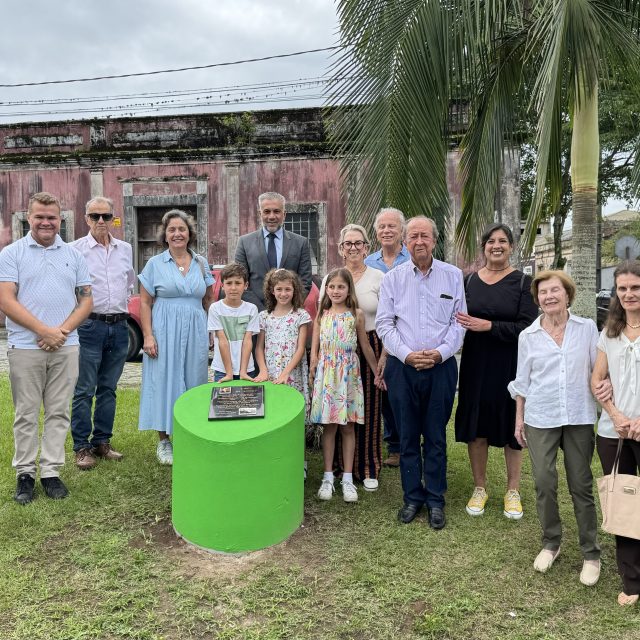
xmin=0 ymin=107 xmax=521 ymax=278
xmin=0 ymin=109 xmax=347 ymax=277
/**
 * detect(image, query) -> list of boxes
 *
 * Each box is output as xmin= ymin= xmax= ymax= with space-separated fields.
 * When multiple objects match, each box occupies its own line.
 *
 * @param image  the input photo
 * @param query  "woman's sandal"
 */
xmin=617 ymin=592 xmax=639 ymax=606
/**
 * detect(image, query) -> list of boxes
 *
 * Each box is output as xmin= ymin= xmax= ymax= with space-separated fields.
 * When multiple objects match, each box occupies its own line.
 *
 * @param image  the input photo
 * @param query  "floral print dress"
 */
xmin=310 ymin=311 xmax=365 ymax=425
xmin=259 ymin=308 xmax=311 ymax=417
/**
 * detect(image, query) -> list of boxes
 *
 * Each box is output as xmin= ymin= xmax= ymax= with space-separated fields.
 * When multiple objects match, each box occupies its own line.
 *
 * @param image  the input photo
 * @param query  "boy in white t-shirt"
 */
xmin=208 ymin=263 xmax=260 ymax=382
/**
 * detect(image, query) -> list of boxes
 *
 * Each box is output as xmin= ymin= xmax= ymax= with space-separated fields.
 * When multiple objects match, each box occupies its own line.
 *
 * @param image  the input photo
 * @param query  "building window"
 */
xmin=12 ymin=210 xmax=74 ymax=243
xmin=284 ymin=205 xmax=323 ymax=274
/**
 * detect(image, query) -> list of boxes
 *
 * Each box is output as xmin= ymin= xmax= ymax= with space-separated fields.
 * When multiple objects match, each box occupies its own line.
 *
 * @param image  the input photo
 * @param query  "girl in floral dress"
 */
xmin=309 ymin=268 xmax=380 ymax=503
xmin=255 ymin=268 xmax=311 ymax=399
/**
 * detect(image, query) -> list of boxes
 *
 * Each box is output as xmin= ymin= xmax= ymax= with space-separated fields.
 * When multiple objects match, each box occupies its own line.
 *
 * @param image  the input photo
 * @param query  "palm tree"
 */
xmin=328 ymin=0 xmax=640 ymax=316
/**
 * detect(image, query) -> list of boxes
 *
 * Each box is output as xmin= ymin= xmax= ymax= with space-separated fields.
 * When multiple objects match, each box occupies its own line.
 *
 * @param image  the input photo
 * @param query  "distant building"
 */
xmin=533 ymin=209 xmax=640 ymax=288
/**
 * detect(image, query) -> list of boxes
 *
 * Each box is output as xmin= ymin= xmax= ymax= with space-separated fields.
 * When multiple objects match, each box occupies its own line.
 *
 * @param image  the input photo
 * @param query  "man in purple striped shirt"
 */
xmin=376 ymin=216 xmax=466 ymax=529
xmin=70 ymin=197 xmax=135 ymax=470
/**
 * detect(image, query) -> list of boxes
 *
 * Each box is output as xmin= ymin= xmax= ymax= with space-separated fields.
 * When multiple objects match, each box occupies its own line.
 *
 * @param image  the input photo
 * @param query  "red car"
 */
xmin=126 ymin=267 xmax=319 ymax=361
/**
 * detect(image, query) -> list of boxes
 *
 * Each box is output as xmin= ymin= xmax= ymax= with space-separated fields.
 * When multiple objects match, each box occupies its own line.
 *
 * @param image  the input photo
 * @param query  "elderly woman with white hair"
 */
xmin=320 ymin=223 xmax=385 ymax=490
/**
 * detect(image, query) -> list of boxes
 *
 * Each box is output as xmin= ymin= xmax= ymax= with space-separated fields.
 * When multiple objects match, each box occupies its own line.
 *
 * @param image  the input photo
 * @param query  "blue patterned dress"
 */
xmin=138 ymin=250 xmax=214 ymax=434
xmin=310 ymin=311 xmax=364 ymax=425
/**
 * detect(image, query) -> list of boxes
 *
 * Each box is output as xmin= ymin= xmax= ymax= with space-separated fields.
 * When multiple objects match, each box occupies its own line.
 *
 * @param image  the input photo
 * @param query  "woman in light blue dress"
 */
xmin=138 ymin=210 xmax=214 ymax=464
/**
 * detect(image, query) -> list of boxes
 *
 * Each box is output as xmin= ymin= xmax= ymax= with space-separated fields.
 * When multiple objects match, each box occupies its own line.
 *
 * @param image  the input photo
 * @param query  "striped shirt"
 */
xmin=375 ymin=258 xmax=466 ymax=363
xmin=0 ymin=232 xmax=92 ymax=348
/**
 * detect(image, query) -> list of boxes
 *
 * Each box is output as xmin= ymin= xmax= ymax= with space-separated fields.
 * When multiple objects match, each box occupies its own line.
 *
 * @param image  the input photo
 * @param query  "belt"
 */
xmin=89 ymin=312 xmax=129 ymax=324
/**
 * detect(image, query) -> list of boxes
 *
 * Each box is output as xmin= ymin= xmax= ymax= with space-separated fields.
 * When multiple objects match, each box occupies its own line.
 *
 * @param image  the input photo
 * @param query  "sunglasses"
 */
xmin=87 ymin=213 xmax=114 ymax=222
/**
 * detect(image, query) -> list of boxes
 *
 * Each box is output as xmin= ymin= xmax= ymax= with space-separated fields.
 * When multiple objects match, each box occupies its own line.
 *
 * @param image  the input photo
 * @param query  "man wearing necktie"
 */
xmin=235 ymin=192 xmax=313 ymax=311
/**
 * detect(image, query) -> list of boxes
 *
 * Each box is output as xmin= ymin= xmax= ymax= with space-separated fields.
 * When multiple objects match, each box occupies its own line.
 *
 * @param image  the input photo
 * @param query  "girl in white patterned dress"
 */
xmin=255 ymin=268 xmax=311 ymax=412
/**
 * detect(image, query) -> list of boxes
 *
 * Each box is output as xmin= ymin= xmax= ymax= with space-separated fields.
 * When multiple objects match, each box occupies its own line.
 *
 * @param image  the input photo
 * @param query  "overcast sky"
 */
xmin=0 ymin=1 xmax=631 ymax=214
xmin=0 ymin=0 xmax=338 ymax=124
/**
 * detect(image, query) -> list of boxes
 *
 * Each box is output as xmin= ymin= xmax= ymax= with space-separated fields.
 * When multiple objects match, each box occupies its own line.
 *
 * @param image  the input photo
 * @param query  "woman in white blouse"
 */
xmin=508 ymin=270 xmax=601 ymax=586
xmin=591 ymin=260 xmax=640 ymax=606
xmin=319 ymin=224 xmax=385 ymax=490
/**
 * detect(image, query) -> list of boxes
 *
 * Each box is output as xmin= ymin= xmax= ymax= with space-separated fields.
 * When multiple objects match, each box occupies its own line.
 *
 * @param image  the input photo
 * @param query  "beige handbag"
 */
xmin=597 ymin=439 xmax=640 ymax=540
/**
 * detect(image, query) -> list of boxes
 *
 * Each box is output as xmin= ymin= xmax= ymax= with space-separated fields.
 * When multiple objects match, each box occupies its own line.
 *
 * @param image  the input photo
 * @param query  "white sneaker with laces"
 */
xmin=317 ymin=479 xmax=335 ymax=500
xmin=341 ymin=479 xmax=358 ymax=502
xmin=156 ymin=440 xmax=173 ymax=465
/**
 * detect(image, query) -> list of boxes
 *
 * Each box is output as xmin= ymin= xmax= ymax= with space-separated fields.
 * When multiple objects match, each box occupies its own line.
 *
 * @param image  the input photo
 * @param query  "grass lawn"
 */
xmin=0 ymin=375 xmax=638 ymax=640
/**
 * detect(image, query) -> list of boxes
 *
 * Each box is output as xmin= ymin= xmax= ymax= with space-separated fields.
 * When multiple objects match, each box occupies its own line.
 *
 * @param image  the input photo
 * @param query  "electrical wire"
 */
xmin=0 ymin=47 xmax=342 ymax=88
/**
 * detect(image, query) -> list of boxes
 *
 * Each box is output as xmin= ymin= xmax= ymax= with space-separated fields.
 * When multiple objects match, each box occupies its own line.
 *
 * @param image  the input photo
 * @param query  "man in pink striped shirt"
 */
xmin=70 ymin=197 xmax=135 ymax=470
xmin=376 ymin=216 xmax=466 ymax=529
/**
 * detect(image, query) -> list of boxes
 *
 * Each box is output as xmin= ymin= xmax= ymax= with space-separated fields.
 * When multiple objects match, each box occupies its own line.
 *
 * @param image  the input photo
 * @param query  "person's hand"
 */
xmin=423 ymin=349 xmax=442 ymax=368
xmin=38 ymin=326 xmax=68 ymax=350
xmin=217 ymin=373 xmax=233 ymax=383
xmin=456 ymin=312 xmax=491 ymax=332
xmin=374 ymin=373 xmax=387 ymax=391
xmin=274 ymin=372 xmax=289 ymax=385
xmin=612 ymin=412 xmax=630 ymax=439
xmin=514 ymin=420 xmax=527 ymax=448
xmin=405 ymin=351 xmax=431 ymax=370
xmin=143 ymin=335 xmax=158 ymax=358
xmin=253 ymin=371 xmax=269 ymax=383
xmin=628 ymin=418 xmax=640 ymax=441
xmin=593 ymin=378 xmax=613 ymax=403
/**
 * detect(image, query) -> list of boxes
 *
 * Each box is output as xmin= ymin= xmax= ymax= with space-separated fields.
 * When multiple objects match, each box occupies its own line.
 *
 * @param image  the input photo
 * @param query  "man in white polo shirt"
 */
xmin=70 ymin=197 xmax=135 ymax=470
xmin=0 ymin=192 xmax=93 ymax=504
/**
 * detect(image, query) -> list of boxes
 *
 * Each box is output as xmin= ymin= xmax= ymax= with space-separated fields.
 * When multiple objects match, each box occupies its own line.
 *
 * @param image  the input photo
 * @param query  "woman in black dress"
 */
xmin=455 ymin=224 xmax=538 ymax=519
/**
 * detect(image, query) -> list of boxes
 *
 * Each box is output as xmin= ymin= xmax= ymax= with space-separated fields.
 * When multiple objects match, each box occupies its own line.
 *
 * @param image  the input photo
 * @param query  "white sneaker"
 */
xmin=363 ymin=478 xmax=379 ymax=491
xmin=317 ymin=479 xmax=335 ymax=500
xmin=156 ymin=440 xmax=173 ymax=465
xmin=341 ymin=479 xmax=358 ymax=502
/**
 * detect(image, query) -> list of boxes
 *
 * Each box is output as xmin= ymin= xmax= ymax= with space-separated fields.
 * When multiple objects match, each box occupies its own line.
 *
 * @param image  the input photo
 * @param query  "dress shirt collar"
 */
xmin=263 ymin=226 xmax=284 ymax=240
xmin=86 ymin=232 xmax=116 ymax=248
xmin=523 ymin=312 xmax=586 ymax=335
xmin=26 ymin=231 xmax=64 ymax=249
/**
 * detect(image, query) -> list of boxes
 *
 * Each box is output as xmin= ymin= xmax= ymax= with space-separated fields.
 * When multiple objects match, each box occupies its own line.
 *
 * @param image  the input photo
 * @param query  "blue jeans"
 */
xmin=71 ymin=318 xmax=128 ymax=451
xmin=385 ymin=355 xmax=457 ymax=509
xmin=213 ymin=370 xmax=256 ymax=382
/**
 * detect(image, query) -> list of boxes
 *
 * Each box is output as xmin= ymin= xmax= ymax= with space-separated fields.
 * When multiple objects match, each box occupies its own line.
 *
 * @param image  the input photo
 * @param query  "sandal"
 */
xmin=617 ymin=592 xmax=639 ymax=606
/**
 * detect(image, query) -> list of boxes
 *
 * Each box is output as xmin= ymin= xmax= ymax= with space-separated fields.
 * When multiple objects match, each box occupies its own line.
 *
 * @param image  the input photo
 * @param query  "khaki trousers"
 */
xmin=525 ymin=423 xmax=600 ymax=560
xmin=8 ymin=346 xmax=79 ymax=478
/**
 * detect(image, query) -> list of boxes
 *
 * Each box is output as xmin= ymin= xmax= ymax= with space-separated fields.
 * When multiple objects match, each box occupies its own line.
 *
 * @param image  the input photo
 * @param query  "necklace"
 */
xmin=350 ymin=265 xmax=366 ymax=277
xmin=170 ymin=252 xmax=190 ymax=272
xmin=627 ymin=321 xmax=640 ymax=329
xmin=485 ymin=265 xmax=510 ymax=272
xmin=543 ymin=316 xmax=568 ymax=338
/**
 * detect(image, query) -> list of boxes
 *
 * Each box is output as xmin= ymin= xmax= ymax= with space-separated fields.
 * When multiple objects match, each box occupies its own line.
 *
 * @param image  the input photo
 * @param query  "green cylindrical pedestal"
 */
xmin=172 ymin=381 xmax=304 ymax=553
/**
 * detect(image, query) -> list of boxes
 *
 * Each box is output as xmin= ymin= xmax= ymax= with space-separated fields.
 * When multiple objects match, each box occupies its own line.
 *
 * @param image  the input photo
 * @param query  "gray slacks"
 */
xmin=525 ymin=423 xmax=600 ymax=560
xmin=8 ymin=346 xmax=79 ymax=478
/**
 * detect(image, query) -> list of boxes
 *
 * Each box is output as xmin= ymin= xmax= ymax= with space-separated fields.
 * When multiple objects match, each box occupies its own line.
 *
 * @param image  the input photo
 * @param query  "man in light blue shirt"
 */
xmin=376 ymin=216 xmax=466 ymax=530
xmin=0 ymin=192 xmax=93 ymax=505
xmin=365 ymin=207 xmax=411 ymax=466
xmin=364 ymin=207 xmax=410 ymax=274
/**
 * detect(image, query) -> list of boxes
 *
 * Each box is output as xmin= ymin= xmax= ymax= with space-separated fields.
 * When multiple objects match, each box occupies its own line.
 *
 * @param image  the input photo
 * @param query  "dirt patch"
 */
xmin=129 ymin=510 xmax=325 ymax=580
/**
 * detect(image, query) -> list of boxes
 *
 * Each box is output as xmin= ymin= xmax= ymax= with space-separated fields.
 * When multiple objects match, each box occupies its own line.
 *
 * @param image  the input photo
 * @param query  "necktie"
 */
xmin=267 ymin=232 xmax=277 ymax=269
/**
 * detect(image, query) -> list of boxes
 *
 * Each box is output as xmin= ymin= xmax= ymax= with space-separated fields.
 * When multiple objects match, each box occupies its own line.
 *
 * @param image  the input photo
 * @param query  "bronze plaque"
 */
xmin=209 ymin=385 xmax=265 ymax=420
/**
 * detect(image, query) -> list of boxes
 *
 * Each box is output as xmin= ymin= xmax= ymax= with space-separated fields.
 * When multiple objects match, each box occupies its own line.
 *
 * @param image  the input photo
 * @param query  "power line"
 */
xmin=0 ymin=47 xmax=341 ymax=88
xmin=0 ymin=76 xmax=341 ymax=107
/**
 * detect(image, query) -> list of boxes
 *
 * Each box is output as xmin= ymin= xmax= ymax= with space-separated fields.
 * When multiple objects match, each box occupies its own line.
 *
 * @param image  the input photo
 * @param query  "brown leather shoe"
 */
xmin=75 ymin=447 xmax=97 ymax=470
xmin=92 ymin=443 xmax=124 ymax=461
xmin=383 ymin=452 xmax=400 ymax=467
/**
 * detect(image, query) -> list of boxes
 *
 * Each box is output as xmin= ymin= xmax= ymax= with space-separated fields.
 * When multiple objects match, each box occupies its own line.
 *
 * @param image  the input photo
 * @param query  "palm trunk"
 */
xmin=569 ymin=84 xmax=599 ymax=319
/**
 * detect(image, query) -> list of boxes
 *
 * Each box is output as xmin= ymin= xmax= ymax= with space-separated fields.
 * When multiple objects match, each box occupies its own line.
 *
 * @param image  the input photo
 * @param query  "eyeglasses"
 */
xmin=341 ymin=240 xmax=367 ymax=249
xmin=87 ymin=213 xmax=114 ymax=222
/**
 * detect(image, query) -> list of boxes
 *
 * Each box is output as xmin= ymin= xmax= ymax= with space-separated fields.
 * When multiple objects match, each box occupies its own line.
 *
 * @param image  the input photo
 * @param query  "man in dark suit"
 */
xmin=235 ymin=192 xmax=313 ymax=310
